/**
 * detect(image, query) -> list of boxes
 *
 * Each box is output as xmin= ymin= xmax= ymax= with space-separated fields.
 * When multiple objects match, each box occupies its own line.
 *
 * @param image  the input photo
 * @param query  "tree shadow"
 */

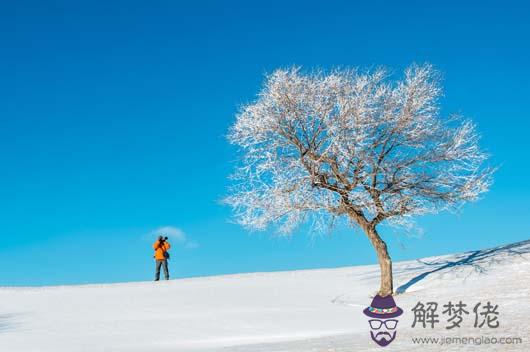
xmin=396 ymin=239 xmax=530 ymax=294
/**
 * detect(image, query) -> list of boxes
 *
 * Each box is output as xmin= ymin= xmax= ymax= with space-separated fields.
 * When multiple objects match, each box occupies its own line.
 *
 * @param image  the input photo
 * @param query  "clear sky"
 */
xmin=1 ymin=0 xmax=529 ymax=286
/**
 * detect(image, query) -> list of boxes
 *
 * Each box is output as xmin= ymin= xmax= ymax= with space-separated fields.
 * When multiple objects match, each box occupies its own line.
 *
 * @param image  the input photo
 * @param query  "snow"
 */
xmin=1 ymin=239 xmax=529 ymax=351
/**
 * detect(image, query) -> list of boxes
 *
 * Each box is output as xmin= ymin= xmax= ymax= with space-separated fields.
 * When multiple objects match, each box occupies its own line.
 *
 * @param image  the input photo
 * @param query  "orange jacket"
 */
xmin=153 ymin=240 xmax=171 ymax=260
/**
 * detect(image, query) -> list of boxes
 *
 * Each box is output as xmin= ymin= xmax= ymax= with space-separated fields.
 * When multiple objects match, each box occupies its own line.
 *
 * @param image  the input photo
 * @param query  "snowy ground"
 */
xmin=1 ymin=239 xmax=529 ymax=351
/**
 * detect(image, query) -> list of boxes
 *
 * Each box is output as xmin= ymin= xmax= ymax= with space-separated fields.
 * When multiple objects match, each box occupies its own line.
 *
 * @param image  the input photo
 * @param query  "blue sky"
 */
xmin=1 ymin=0 xmax=529 ymax=286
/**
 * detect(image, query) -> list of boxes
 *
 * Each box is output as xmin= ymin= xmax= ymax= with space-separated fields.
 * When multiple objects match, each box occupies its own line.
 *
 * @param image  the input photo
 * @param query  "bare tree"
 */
xmin=224 ymin=64 xmax=494 ymax=297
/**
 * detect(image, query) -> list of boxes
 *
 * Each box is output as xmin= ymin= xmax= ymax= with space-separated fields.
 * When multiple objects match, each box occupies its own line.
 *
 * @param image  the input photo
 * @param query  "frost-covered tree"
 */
xmin=225 ymin=64 xmax=494 ymax=296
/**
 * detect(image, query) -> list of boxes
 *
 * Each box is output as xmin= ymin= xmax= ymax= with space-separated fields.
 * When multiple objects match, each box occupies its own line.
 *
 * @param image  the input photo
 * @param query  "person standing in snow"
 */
xmin=153 ymin=235 xmax=171 ymax=281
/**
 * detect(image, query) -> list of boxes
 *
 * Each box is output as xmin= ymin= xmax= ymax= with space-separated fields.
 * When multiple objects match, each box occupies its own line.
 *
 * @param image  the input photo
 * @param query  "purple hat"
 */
xmin=363 ymin=294 xmax=403 ymax=318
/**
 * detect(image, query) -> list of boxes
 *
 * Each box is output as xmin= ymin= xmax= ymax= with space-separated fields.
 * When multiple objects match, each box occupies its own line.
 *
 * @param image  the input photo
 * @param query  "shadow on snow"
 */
xmin=396 ymin=239 xmax=530 ymax=294
xmin=0 ymin=313 xmax=20 ymax=333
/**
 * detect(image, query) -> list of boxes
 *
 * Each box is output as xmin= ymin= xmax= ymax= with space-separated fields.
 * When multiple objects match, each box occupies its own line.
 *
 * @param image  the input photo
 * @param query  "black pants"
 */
xmin=155 ymin=259 xmax=169 ymax=280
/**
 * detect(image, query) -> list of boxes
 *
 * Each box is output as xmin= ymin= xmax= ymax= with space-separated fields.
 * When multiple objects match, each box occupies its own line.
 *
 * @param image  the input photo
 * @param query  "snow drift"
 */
xmin=1 ymin=239 xmax=529 ymax=351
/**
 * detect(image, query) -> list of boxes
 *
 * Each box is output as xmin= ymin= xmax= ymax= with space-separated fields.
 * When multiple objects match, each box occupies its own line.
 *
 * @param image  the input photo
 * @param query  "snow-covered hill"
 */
xmin=1 ymin=240 xmax=529 ymax=351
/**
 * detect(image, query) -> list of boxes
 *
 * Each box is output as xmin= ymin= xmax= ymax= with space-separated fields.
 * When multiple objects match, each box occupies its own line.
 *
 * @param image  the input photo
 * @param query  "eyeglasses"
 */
xmin=369 ymin=319 xmax=398 ymax=330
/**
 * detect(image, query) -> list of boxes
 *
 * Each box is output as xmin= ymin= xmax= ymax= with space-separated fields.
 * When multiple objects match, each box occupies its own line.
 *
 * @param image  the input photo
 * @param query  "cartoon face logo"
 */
xmin=363 ymin=294 xmax=403 ymax=347
xmin=368 ymin=318 xmax=398 ymax=346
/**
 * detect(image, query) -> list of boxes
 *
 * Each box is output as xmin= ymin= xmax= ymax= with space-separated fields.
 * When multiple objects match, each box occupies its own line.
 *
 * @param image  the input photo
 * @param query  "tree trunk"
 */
xmin=343 ymin=203 xmax=394 ymax=296
xmin=364 ymin=226 xmax=393 ymax=297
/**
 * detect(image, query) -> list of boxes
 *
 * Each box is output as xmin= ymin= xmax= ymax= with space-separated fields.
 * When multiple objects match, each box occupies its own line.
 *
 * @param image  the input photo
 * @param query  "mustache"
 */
xmin=375 ymin=331 xmax=392 ymax=339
